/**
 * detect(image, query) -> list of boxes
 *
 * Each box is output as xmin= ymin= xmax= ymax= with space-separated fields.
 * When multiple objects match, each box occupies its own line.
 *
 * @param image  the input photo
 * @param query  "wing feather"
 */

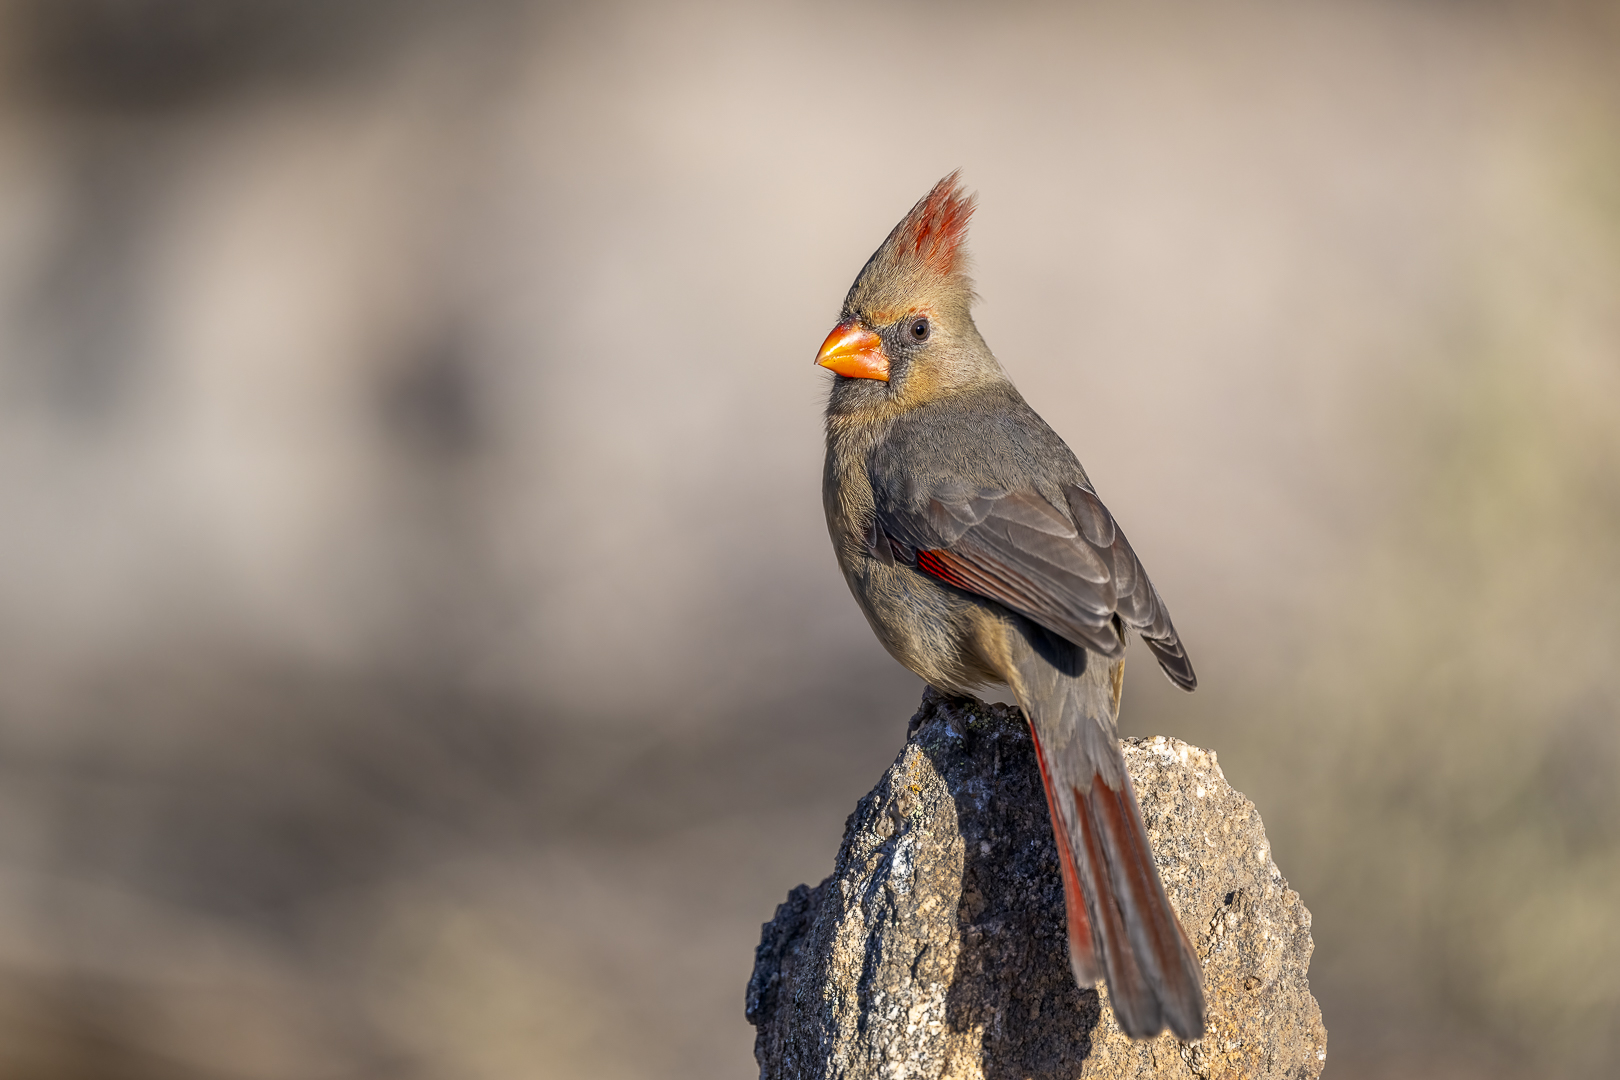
xmin=878 ymin=481 xmax=1197 ymax=690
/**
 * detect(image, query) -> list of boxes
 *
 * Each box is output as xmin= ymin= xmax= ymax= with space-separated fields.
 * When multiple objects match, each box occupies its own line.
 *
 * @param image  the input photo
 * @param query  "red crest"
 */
xmin=890 ymin=171 xmax=976 ymax=279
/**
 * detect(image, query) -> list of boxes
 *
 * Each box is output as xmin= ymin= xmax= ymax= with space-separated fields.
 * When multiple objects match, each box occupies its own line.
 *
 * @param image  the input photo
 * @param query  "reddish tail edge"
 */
xmin=1076 ymin=774 xmax=1206 ymax=1040
xmin=1026 ymin=722 xmax=1099 ymax=985
xmin=1073 ymin=776 xmax=1162 ymax=1037
xmin=1026 ymin=718 xmax=1206 ymax=1040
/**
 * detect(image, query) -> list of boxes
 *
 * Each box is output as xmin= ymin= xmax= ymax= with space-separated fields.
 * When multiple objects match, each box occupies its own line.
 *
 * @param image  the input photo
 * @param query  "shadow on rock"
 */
xmin=914 ymin=692 xmax=1104 ymax=1080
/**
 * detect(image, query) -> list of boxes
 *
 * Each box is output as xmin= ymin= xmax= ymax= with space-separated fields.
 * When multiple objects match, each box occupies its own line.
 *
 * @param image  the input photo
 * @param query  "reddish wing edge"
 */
xmin=916 ymin=545 xmax=1112 ymax=650
xmin=915 ymin=549 xmax=978 ymax=594
xmin=907 ymin=496 xmax=1197 ymax=691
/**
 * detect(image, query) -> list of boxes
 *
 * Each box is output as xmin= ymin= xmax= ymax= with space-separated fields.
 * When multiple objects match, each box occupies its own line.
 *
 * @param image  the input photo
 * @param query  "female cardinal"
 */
xmin=817 ymin=172 xmax=1205 ymax=1040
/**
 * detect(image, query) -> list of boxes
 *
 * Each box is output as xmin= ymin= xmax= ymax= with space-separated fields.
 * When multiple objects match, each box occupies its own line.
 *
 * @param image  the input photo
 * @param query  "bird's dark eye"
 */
xmin=909 ymin=317 xmax=930 ymax=342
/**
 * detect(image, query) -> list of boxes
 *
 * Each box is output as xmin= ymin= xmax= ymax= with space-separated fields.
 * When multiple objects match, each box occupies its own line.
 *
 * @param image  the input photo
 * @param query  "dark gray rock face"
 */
xmin=746 ymin=690 xmax=1325 ymax=1080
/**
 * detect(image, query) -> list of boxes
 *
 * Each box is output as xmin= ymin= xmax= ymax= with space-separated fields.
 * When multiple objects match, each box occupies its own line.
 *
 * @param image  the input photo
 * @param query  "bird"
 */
xmin=816 ymin=171 xmax=1205 ymax=1040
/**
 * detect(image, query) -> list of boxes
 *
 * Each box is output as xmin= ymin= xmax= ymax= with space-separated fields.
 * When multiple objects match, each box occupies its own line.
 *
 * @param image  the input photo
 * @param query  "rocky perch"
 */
xmin=746 ymin=690 xmax=1325 ymax=1080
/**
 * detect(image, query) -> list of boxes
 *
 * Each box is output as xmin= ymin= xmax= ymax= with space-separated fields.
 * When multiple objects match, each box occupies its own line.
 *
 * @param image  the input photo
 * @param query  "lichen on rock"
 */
xmin=746 ymin=689 xmax=1325 ymax=1080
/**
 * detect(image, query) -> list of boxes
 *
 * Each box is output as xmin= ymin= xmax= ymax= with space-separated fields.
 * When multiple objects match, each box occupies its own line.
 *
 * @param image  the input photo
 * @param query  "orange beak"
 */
xmin=815 ymin=322 xmax=889 ymax=381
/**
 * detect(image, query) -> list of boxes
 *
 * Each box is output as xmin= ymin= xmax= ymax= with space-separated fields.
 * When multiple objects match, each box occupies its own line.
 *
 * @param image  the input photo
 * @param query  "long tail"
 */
xmin=1009 ymin=626 xmax=1205 ymax=1040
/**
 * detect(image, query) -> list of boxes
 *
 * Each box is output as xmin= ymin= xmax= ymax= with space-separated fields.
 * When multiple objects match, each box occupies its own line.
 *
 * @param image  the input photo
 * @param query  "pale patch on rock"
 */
xmin=747 ymin=689 xmax=1325 ymax=1080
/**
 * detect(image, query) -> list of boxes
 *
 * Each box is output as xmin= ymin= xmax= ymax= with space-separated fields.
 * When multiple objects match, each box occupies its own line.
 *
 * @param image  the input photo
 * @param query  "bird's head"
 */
xmin=818 ymin=172 xmax=1003 ymax=417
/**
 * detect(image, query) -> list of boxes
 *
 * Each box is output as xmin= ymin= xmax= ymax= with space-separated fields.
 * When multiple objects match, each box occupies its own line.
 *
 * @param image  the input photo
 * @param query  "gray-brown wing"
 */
xmin=875 ymin=480 xmax=1196 ymax=690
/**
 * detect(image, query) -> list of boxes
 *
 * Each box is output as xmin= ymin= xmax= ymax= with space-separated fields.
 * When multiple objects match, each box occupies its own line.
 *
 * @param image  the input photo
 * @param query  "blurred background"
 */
xmin=0 ymin=0 xmax=1616 ymax=1076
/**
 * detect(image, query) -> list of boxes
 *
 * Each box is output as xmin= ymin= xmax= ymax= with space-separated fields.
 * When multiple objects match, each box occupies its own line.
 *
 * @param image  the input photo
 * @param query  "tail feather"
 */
xmin=1027 ymin=724 xmax=1100 ymax=986
xmin=1011 ymin=629 xmax=1206 ymax=1040
xmin=1074 ymin=765 xmax=1205 ymax=1039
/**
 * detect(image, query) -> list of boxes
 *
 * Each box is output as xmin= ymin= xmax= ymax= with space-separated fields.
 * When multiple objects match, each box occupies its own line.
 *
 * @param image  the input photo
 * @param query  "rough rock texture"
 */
xmin=746 ymin=690 xmax=1325 ymax=1080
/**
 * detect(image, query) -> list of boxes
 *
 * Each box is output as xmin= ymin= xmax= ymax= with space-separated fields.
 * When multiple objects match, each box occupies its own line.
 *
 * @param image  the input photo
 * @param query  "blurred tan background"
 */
xmin=0 ymin=0 xmax=1616 ymax=1077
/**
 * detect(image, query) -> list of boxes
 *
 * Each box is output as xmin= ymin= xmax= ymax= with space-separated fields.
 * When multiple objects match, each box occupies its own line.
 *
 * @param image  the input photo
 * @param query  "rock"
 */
xmin=746 ymin=689 xmax=1325 ymax=1080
